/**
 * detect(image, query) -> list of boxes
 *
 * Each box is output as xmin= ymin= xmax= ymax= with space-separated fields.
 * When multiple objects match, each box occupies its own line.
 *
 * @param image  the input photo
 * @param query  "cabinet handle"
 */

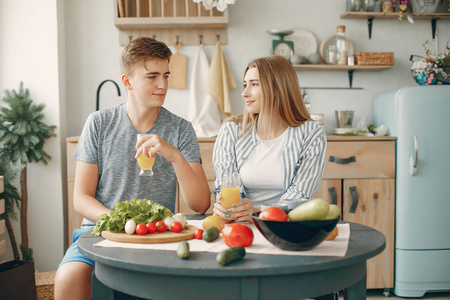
xmin=329 ymin=156 xmax=356 ymax=164
xmin=349 ymin=186 xmax=358 ymax=213
xmin=328 ymin=187 xmax=337 ymax=205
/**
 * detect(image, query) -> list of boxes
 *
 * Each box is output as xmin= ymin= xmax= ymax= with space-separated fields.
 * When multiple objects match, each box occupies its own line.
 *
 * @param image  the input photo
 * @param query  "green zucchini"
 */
xmin=202 ymin=226 xmax=220 ymax=242
xmin=177 ymin=241 xmax=190 ymax=259
xmin=216 ymin=246 xmax=246 ymax=266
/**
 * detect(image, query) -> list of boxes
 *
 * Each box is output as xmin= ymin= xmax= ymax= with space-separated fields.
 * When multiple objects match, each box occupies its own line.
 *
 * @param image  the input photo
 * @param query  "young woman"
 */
xmin=213 ymin=55 xmax=327 ymax=223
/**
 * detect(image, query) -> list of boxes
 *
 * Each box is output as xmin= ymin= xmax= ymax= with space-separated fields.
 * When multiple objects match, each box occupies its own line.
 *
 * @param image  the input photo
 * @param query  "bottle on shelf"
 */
xmin=335 ymin=25 xmax=349 ymax=65
xmin=326 ymin=45 xmax=339 ymax=65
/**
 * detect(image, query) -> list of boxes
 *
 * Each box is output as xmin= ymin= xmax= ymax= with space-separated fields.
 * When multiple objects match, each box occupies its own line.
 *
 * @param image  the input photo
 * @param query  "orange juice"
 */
xmin=221 ymin=186 xmax=240 ymax=209
xmin=137 ymin=153 xmax=155 ymax=170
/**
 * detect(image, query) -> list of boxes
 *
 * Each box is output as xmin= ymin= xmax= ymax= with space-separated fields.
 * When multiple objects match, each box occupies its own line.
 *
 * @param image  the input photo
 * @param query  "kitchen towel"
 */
xmin=95 ymin=221 xmax=350 ymax=257
xmin=188 ymin=44 xmax=223 ymax=138
xmin=205 ymin=41 xmax=236 ymax=118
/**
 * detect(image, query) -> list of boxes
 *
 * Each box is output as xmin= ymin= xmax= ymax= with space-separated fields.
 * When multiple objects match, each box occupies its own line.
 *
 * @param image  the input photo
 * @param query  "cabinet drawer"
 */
xmin=323 ymin=141 xmax=395 ymax=179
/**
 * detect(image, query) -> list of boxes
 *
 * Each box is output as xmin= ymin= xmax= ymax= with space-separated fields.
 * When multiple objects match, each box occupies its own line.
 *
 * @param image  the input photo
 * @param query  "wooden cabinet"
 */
xmin=176 ymin=138 xmax=215 ymax=214
xmin=66 ymin=137 xmax=84 ymax=246
xmin=312 ymin=136 xmax=396 ymax=289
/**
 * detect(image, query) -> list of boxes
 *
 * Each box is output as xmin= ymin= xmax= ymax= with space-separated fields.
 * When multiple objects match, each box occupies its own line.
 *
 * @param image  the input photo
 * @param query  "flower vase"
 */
xmin=412 ymin=72 xmax=437 ymax=85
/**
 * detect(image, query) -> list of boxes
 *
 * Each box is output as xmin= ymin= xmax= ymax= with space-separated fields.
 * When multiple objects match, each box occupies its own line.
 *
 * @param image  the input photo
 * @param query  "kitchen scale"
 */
xmin=267 ymin=30 xmax=294 ymax=60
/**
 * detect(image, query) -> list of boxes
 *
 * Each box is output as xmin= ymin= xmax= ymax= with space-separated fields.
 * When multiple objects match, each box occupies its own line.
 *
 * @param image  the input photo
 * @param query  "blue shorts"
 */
xmin=58 ymin=227 xmax=94 ymax=269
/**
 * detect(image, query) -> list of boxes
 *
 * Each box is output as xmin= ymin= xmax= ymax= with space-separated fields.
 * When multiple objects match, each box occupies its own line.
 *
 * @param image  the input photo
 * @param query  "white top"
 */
xmin=213 ymin=120 xmax=327 ymax=203
xmin=240 ymin=128 xmax=289 ymax=205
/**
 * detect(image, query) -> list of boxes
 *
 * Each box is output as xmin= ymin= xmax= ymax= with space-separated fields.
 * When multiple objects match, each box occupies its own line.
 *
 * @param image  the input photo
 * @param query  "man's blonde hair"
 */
xmin=120 ymin=37 xmax=172 ymax=76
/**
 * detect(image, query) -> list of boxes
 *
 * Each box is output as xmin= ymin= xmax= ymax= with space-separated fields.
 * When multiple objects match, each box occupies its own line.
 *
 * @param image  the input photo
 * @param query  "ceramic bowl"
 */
xmin=251 ymin=213 xmax=339 ymax=251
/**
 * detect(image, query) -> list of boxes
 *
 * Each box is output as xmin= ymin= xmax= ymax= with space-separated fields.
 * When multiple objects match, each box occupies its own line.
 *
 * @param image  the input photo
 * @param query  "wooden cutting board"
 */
xmin=169 ymin=42 xmax=187 ymax=89
xmin=101 ymin=225 xmax=197 ymax=244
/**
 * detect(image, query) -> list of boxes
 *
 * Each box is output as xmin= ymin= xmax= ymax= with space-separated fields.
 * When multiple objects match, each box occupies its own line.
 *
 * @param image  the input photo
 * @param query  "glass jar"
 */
xmin=346 ymin=0 xmax=362 ymax=11
xmin=362 ymin=0 xmax=381 ymax=11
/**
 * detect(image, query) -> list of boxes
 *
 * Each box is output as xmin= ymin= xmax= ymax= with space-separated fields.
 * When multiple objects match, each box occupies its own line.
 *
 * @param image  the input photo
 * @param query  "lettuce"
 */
xmin=92 ymin=198 xmax=173 ymax=236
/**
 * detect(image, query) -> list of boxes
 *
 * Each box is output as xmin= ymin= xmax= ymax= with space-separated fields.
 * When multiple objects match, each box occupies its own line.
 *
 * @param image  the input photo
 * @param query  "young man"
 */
xmin=55 ymin=37 xmax=210 ymax=299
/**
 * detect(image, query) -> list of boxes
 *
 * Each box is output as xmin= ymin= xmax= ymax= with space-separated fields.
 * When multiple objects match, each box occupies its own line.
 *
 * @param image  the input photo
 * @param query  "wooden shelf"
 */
xmin=114 ymin=0 xmax=229 ymax=46
xmin=115 ymin=16 xmax=228 ymax=30
xmin=293 ymin=64 xmax=392 ymax=89
xmin=341 ymin=12 xmax=450 ymax=39
xmin=341 ymin=12 xmax=450 ymax=20
xmin=292 ymin=64 xmax=392 ymax=71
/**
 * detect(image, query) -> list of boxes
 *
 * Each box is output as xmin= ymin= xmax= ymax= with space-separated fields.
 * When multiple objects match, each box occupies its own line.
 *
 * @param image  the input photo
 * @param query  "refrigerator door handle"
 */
xmin=410 ymin=136 xmax=418 ymax=176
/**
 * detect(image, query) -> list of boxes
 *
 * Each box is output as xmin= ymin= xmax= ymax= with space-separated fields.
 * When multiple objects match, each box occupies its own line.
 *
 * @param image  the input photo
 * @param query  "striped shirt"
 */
xmin=213 ymin=120 xmax=327 ymax=202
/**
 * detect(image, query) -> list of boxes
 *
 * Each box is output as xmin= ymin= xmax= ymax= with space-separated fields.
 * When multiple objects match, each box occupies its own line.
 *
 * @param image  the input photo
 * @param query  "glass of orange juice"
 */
xmin=136 ymin=133 xmax=155 ymax=176
xmin=221 ymin=173 xmax=241 ymax=209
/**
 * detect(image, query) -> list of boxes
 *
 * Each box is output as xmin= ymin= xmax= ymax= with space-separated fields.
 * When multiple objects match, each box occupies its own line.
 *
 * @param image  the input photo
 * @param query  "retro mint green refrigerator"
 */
xmin=374 ymin=86 xmax=450 ymax=297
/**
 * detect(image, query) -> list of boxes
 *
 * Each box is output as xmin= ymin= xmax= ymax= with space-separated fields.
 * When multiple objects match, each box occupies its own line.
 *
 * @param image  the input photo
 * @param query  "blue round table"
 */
xmin=78 ymin=217 xmax=385 ymax=300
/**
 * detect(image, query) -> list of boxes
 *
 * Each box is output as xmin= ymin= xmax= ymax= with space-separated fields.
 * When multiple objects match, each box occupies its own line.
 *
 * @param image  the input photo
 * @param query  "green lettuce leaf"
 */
xmin=91 ymin=198 xmax=173 ymax=236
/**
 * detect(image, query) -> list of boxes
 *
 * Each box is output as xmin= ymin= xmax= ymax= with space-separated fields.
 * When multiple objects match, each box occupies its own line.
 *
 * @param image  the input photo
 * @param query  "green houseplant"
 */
xmin=0 ymin=158 xmax=21 ymax=260
xmin=0 ymin=82 xmax=56 ymax=261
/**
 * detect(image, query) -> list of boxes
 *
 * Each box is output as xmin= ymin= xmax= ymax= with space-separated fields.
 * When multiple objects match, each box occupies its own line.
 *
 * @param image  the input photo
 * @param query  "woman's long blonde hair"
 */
xmin=228 ymin=55 xmax=311 ymax=135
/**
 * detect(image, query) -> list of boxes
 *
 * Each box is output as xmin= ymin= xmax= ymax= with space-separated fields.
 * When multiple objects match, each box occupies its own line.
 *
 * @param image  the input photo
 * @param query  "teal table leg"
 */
xmin=343 ymin=274 xmax=366 ymax=300
xmin=92 ymin=269 xmax=115 ymax=300
xmin=241 ymin=276 xmax=259 ymax=300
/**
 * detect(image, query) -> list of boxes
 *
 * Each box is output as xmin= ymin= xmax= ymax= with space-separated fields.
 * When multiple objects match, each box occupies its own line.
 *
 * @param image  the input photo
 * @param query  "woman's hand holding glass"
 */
xmin=214 ymin=173 xmax=254 ymax=223
xmin=214 ymin=197 xmax=254 ymax=223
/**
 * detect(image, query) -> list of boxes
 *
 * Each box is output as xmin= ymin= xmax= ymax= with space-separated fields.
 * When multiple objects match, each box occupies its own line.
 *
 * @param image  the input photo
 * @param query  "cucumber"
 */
xmin=202 ymin=226 xmax=220 ymax=242
xmin=177 ymin=241 xmax=190 ymax=259
xmin=216 ymin=246 xmax=246 ymax=266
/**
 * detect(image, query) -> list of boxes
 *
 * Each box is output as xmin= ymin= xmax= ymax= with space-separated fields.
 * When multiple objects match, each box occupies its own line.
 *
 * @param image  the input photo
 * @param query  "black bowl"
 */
xmin=251 ymin=212 xmax=339 ymax=251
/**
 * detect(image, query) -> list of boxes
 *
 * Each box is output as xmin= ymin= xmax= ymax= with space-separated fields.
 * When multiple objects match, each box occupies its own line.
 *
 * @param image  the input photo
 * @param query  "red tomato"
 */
xmin=146 ymin=222 xmax=156 ymax=234
xmin=170 ymin=222 xmax=183 ymax=233
xmin=259 ymin=206 xmax=288 ymax=221
xmin=221 ymin=223 xmax=254 ymax=247
xmin=152 ymin=219 xmax=159 ymax=225
xmin=194 ymin=229 xmax=204 ymax=239
xmin=155 ymin=221 xmax=167 ymax=233
xmin=135 ymin=223 xmax=147 ymax=235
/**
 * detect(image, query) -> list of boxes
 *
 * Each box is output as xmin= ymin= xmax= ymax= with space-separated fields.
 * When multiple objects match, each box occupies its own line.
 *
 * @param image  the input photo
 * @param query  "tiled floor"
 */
xmin=344 ymin=289 xmax=450 ymax=299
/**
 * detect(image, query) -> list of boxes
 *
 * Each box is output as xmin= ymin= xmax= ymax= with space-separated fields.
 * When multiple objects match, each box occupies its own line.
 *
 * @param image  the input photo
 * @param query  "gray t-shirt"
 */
xmin=74 ymin=104 xmax=201 ymax=226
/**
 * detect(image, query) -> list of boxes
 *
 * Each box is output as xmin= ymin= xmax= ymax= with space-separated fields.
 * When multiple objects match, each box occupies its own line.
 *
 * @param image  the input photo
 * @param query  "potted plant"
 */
xmin=0 ymin=82 xmax=56 ymax=261
xmin=0 ymin=159 xmax=21 ymax=260
xmin=0 ymin=82 xmax=56 ymax=298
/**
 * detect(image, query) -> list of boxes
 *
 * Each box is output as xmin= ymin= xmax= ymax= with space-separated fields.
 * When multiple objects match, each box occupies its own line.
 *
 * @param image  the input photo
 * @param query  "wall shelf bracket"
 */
xmin=348 ymin=70 xmax=354 ymax=88
xmin=431 ymin=18 xmax=438 ymax=39
xmin=368 ymin=17 xmax=374 ymax=39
